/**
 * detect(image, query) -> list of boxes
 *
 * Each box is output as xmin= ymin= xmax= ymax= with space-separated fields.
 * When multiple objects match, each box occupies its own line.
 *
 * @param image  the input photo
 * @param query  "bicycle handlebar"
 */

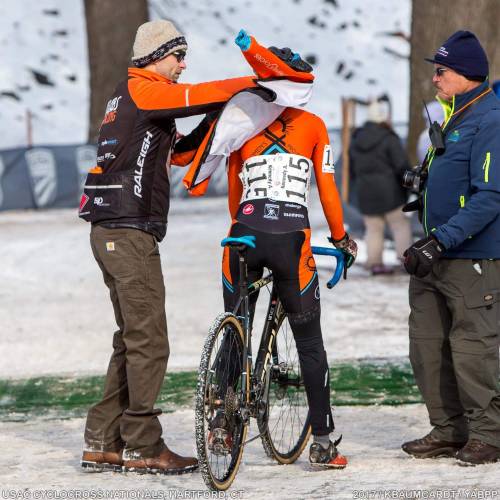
xmin=311 ymin=246 xmax=345 ymax=289
xmin=221 ymin=235 xmax=345 ymax=289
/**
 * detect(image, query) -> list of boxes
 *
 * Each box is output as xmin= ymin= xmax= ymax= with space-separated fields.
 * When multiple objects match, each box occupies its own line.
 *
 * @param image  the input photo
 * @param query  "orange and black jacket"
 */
xmin=79 ymin=68 xmax=256 ymax=240
xmin=228 ymin=107 xmax=346 ymax=239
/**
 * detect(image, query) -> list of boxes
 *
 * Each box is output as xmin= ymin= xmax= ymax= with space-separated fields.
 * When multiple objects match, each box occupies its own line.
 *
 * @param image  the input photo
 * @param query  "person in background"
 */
xmin=349 ymin=100 xmax=412 ymax=275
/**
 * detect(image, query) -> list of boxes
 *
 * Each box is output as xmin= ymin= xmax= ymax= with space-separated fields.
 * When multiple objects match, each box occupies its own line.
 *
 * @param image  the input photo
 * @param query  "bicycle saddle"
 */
xmin=221 ymin=236 xmax=256 ymax=249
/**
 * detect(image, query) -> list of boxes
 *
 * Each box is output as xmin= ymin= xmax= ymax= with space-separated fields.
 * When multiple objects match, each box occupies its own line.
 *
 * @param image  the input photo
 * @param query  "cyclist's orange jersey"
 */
xmin=227 ymin=107 xmax=346 ymax=240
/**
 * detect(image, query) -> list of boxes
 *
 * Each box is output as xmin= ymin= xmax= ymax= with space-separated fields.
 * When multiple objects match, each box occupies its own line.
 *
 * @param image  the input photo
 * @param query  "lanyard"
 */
xmin=444 ymin=88 xmax=492 ymax=129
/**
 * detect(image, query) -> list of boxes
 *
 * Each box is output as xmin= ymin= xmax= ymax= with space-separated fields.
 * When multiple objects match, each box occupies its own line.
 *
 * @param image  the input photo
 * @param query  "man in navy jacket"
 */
xmin=402 ymin=31 xmax=500 ymax=465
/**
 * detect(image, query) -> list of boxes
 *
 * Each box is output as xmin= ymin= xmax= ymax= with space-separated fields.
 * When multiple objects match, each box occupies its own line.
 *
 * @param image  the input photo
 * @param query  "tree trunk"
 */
xmin=84 ymin=0 xmax=149 ymax=143
xmin=408 ymin=0 xmax=500 ymax=164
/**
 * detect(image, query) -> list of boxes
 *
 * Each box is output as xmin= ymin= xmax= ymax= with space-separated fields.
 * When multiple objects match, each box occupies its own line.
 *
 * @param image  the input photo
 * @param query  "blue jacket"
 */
xmin=424 ymin=80 xmax=500 ymax=258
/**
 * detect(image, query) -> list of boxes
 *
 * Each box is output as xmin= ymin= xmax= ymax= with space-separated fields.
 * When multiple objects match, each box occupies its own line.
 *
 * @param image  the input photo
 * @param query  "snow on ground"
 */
xmin=0 ymin=192 xmax=410 ymax=379
xmin=0 ymin=406 xmax=497 ymax=496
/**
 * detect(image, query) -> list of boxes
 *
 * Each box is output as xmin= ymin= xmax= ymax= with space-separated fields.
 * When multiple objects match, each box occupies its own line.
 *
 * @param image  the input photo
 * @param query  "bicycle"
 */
xmin=195 ymin=235 xmax=345 ymax=491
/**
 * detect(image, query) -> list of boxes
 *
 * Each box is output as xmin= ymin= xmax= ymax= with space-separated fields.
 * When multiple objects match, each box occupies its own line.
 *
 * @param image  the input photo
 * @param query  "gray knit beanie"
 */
xmin=132 ymin=20 xmax=187 ymax=67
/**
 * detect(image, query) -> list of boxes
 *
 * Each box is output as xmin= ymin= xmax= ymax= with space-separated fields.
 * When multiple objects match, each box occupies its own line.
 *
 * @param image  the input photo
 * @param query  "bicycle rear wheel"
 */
xmin=195 ymin=313 xmax=248 ymax=491
xmin=258 ymin=306 xmax=311 ymax=463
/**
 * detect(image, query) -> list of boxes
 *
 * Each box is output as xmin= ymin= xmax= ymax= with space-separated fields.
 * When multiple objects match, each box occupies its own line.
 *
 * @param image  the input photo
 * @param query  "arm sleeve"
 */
xmin=227 ymin=150 xmax=243 ymax=219
xmin=312 ymin=119 xmax=346 ymax=240
xmin=434 ymin=109 xmax=500 ymax=249
xmin=129 ymin=76 xmax=256 ymax=119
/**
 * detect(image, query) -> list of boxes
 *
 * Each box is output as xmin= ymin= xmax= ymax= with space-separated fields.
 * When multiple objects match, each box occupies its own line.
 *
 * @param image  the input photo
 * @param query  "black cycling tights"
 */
xmin=289 ymin=308 xmax=334 ymax=436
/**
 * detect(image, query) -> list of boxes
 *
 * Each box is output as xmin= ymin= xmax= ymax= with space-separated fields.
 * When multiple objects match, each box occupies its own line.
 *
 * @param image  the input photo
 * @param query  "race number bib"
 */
xmin=239 ymin=154 xmax=312 ymax=207
xmin=322 ymin=145 xmax=335 ymax=173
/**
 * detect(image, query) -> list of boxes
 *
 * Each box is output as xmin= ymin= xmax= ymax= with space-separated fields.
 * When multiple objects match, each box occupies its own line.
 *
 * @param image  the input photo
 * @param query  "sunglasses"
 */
xmin=171 ymin=50 xmax=187 ymax=63
xmin=434 ymin=67 xmax=449 ymax=77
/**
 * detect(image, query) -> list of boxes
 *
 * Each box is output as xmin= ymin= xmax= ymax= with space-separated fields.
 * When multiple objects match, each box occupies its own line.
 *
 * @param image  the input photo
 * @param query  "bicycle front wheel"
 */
xmin=195 ymin=313 xmax=248 ymax=491
xmin=258 ymin=307 xmax=311 ymax=464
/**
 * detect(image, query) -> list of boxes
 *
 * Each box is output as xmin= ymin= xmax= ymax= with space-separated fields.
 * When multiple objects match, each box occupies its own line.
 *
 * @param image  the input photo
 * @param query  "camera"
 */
xmin=403 ymin=164 xmax=428 ymax=194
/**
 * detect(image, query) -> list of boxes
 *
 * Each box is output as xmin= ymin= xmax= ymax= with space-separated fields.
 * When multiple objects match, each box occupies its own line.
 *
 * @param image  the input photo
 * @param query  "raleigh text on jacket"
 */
xmin=134 ymin=131 xmax=153 ymax=198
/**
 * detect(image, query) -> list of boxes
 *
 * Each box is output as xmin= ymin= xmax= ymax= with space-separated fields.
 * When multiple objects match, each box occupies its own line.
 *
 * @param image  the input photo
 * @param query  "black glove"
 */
xmin=403 ymin=235 xmax=444 ymax=278
xmin=268 ymin=46 xmax=313 ymax=73
xmin=329 ymin=233 xmax=358 ymax=269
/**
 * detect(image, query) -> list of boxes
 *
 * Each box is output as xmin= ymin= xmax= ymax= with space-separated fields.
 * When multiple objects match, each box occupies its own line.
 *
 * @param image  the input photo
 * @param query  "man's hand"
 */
xmin=329 ymin=233 xmax=358 ymax=268
xmin=403 ymin=235 xmax=444 ymax=278
xmin=268 ymin=46 xmax=313 ymax=73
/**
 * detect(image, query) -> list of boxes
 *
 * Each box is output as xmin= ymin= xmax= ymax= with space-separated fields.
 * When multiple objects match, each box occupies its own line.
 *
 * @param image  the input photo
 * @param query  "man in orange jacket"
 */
xmin=79 ymin=19 xmax=259 ymax=475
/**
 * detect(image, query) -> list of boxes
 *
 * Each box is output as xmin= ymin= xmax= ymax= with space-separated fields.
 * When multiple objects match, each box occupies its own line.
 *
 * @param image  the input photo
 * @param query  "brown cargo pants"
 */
xmin=409 ymin=258 xmax=500 ymax=447
xmin=84 ymin=225 xmax=169 ymax=458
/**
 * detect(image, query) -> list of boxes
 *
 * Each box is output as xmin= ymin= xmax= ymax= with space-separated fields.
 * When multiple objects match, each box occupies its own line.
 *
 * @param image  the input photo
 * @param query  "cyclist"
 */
xmin=214 ymin=50 xmax=358 ymax=469
xmin=179 ymin=35 xmax=358 ymax=469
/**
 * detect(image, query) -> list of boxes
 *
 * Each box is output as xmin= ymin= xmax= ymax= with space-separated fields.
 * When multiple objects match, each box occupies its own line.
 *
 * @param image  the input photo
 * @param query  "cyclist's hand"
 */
xmin=329 ymin=233 xmax=358 ymax=268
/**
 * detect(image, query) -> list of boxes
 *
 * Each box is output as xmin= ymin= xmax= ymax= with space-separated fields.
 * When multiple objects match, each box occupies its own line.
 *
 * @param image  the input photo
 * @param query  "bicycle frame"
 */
xmin=229 ymin=247 xmax=274 ymax=416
